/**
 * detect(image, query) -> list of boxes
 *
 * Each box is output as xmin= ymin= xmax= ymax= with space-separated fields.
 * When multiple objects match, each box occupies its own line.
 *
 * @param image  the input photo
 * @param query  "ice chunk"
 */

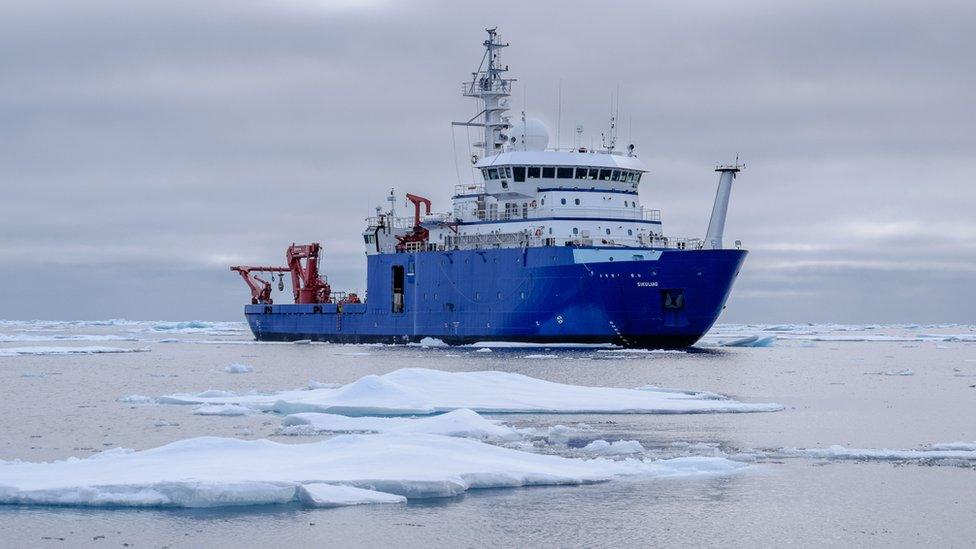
xmin=0 ymin=346 xmax=149 ymax=357
xmin=194 ymin=404 xmax=252 ymax=416
xmin=118 ymin=395 xmax=155 ymax=405
xmin=929 ymin=441 xmax=976 ymax=451
xmin=158 ymin=368 xmax=783 ymax=415
xmin=714 ymin=335 xmax=776 ymax=347
xmin=474 ymin=348 xmax=493 ymax=353
xmin=296 ymin=483 xmax=406 ymax=507
xmin=280 ymin=409 xmax=519 ymax=440
xmin=0 ymin=434 xmax=747 ymax=508
xmin=523 ymin=354 xmax=558 ymax=359
xmin=223 ymin=363 xmax=253 ymax=374
xmin=581 ymin=440 xmax=646 ymax=456
xmin=413 ymin=337 xmax=448 ymax=348
xmin=776 ymin=444 xmax=976 ymax=463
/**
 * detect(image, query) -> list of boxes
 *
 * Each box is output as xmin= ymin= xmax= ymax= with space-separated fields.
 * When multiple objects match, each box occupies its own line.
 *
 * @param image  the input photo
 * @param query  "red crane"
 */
xmin=231 ymin=243 xmax=331 ymax=305
xmin=395 ymin=193 xmax=432 ymax=251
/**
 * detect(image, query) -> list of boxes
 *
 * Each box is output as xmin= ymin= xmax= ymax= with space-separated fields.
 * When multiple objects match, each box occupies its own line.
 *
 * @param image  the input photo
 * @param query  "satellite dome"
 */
xmin=508 ymin=117 xmax=549 ymax=151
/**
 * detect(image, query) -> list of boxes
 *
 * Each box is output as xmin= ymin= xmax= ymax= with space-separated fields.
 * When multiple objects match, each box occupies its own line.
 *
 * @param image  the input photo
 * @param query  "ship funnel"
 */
xmin=704 ymin=163 xmax=743 ymax=249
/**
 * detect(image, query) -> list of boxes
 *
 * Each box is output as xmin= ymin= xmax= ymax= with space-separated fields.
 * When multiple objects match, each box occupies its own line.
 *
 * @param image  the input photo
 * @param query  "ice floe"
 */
xmin=223 ymin=363 xmax=253 ymax=374
xmin=775 ymin=444 xmax=976 ymax=464
xmin=866 ymin=369 xmax=914 ymax=376
xmin=297 ymin=483 xmax=406 ymax=508
xmin=117 ymin=395 xmax=155 ymax=405
xmin=0 ymin=346 xmax=149 ymax=357
xmin=194 ymin=404 xmax=252 ymax=417
xmin=158 ymin=368 xmax=783 ymax=416
xmin=0 ymin=334 xmax=139 ymax=343
xmin=279 ymin=409 xmax=519 ymax=440
xmin=581 ymin=440 xmax=646 ymax=456
xmin=0 ymin=435 xmax=747 ymax=508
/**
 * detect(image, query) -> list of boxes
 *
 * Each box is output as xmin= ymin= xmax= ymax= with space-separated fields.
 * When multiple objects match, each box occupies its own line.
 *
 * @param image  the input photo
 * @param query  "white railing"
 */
xmin=458 ymin=206 xmax=661 ymax=223
xmin=399 ymin=230 xmax=728 ymax=253
xmin=364 ymin=216 xmax=415 ymax=229
xmin=461 ymin=80 xmax=511 ymax=95
xmin=454 ymin=183 xmax=485 ymax=196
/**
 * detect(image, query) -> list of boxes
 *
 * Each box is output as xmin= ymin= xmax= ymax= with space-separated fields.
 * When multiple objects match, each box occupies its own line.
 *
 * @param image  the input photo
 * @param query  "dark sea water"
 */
xmin=1 ymin=320 xmax=974 ymax=548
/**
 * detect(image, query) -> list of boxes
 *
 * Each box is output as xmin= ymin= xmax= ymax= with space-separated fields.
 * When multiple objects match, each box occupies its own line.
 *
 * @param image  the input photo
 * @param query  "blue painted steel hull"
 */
xmin=243 ymin=247 xmax=746 ymax=348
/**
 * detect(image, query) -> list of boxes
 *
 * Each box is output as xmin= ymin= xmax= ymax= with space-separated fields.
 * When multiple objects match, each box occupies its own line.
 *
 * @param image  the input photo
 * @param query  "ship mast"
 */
xmin=454 ymin=28 xmax=516 ymax=161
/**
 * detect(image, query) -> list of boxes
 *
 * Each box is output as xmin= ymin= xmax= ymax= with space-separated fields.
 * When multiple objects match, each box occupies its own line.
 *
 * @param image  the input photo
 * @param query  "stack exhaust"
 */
xmin=704 ymin=162 xmax=743 ymax=249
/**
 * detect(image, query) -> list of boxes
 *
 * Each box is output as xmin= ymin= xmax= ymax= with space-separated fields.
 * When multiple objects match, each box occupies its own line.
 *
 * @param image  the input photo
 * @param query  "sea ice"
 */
xmin=0 ymin=346 xmax=149 ymax=357
xmin=581 ymin=440 xmax=646 ymax=456
xmin=776 ymin=444 xmax=976 ymax=463
xmin=0 ymin=334 xmax=139 ymax=343
xmin=194 ymin=404 xmax=252 ymax=416
xmin=523 ymin=354 xmax=559 ymax=359
xmin=297 ymin=483 xmax=406 ymax=507
xmin=0 ymin=434 xmax=747 ymax=508
xmin=474 ymin=348 xmax=493 ymax=353
xmin=223 ymin=363 xmax=253 ymax=374
xmin=118 ymin=395 xmax=155 ymax=405
xmin=279 ymin=409 xmax=519 ymax=440
xmin=158 ymin=368 xmax=783 ymax=416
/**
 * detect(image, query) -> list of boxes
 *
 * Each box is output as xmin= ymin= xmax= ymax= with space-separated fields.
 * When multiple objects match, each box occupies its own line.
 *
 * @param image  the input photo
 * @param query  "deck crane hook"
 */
xmin=277 ymin=273 xmax=285 ymax=292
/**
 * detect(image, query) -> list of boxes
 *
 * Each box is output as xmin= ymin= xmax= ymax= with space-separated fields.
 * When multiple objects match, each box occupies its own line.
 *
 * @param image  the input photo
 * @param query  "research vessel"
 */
xmin=231 ymin=28 xmax=747 ymax=348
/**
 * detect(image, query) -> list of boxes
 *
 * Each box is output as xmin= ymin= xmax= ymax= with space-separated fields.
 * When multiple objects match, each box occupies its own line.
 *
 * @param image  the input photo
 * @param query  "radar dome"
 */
xmin=507 ymin=118 xmax=550 ymax=151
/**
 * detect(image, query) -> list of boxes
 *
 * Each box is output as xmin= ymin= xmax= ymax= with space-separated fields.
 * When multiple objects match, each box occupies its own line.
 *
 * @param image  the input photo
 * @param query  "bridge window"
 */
xmin=611 ymin=170 xmax=620 ymax=181
xmin=557 ymin=167 xmax=574 ymax=178
xmin=587 ymin=168 xmax=600 ymax=180
xmin=635 ymin=173 xmax=642 ymax=182
xmin=513 ymin=166 xmax=525 ymax=182
xmin=527 ymin=167 xmax=540 ymax=178
xmin=575 ymin=168 xmax=587 ymax=180
xmin=487 ymin=168 xmax=498 ymax=180
xmin=599 ymin=169 xmax=611 ymax=181
xmin=542 ymin=167 xmax=555 ymax=178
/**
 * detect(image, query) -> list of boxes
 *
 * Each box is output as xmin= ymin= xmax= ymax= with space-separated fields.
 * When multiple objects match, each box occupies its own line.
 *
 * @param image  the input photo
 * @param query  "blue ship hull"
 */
xmin=243 ymin=247 xmax=746 ymax=348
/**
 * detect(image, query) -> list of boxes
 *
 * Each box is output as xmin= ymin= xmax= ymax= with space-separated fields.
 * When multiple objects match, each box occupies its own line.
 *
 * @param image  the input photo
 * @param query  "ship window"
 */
xmin=505 ymin=167 xmax=512 ymax=178
xmin=558 ymin=167 xmax=574 ymax=178
xmin=487 ymin=168 xmax=498 ymax=180
xmin=573 ymin=227 xmax=579 ymax=235
xmin=513 ymin=166 xmax=525 ymax=182
xmin=623 ymin=171 xmax=633 ymax=182
xmin=599 ymin=169 xmax=611 ymax=181
xmin=501 ymin=180 xmax=508 ymax=189
xmin=560 ymin=198 xmax=566 ymax=205
xmin=588 ymin=168 xmax=600 ymax=180
xmin=481 ymin=169 xmax=488 ymax=180
xmin=540 ymin=198 xmax=544 ymax=205
xmin=628 ymin=229 xmax=633 ymax=235
xmin=624 ymin=201 xmax=629 ymax=207
xmin=575 ymin=168 xmax=587 ymax=179
xmin=635 ymin=172 xmax=642 ymax=182
xmin=527 ymin=167 xmax=541 ymax=178
xmin=611 ymin=170 xmax=620 ymax=181
xmin=606 ymin=228 xmax=611 ymax=235
xmin=548 ymin=227 xmax=552 ymax=234
xmin=574 ymin=198 xmax=580 ymax=205
xmin=542 ymin=167 xmax=555 ymax=178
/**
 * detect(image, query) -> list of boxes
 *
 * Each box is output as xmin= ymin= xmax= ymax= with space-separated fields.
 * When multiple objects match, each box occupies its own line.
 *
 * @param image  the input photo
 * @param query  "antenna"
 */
xmin=601 ymin=89 xmax=618 ymax=152
xmin=556 ymin=80 xmax=562 ymax=151
xmin=575 ymin=124 xmax=583 ymax=149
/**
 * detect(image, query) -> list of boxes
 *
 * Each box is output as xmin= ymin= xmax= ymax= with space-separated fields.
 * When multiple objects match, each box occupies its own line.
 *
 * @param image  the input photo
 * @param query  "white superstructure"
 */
xmin=363 ymin=28 xmax=738 ymax=256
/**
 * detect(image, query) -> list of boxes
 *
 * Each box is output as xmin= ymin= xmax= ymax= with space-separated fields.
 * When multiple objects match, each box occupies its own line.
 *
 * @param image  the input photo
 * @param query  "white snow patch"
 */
xmin=193 ymin=404 xmax=252 ymax=417
xmin=474 ymin=347 xmax=493 ymax=353
xmin=293 ymin=339 xmax=312 ymax=345
xmin=929 ymin=441 xmax=976 ymax=451
xmin=582 ymin=440 xmax=646 ymax=456
xmin=0 ymin=334 xmax=139 ymax=343
xmin=223 ymin=363 xmax=253 ymax=374
xmin=412 ymin=337 xmax=448 ymax=348
xmin=280 ymin=409 xmax=518 ymax=440
xmin=0 ymin=434 xmax=748 ymax=508
xmin=597 ymin=349 xmax=685 ymax=354
xmin=522 ymin=354 xmax=559 ymax=359
xmin=297 ymin=483 xmax=406 ymax=507
xmin=0 ymin=346 xmax=149 ymax=357
xmin=157 ymin=368 xmax=783 ymax=416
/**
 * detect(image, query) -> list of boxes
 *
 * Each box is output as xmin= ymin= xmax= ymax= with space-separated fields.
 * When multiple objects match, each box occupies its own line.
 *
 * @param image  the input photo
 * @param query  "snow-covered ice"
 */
xmin=582 ymin=440 xmax=646 ymax=456
xmin=158 ymin=368 xmax=783 ymax=415
xmin=0 ymin=434 xmax=746 ymax=508
xmin=280 ymin=409 xmax=519 ymax=440
xmin=194 ymin=404 xmax=252 ymax=416
xmin=0 ymin=346 xmax=149 ymax=357
xmin=776 ymin=444 xmax=976 ymax=464
xmin=0 ymin=334 xmax=139 ymax=343
xmin=297 ymin=483 xmax=406 ymax=508
xmin=223 ymin=363 xmax=253 ymax=374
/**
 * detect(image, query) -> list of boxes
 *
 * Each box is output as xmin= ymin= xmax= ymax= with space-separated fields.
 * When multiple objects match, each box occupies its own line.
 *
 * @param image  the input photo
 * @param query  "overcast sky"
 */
xmin=2 ymin=0 xmax=974 ymax=323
